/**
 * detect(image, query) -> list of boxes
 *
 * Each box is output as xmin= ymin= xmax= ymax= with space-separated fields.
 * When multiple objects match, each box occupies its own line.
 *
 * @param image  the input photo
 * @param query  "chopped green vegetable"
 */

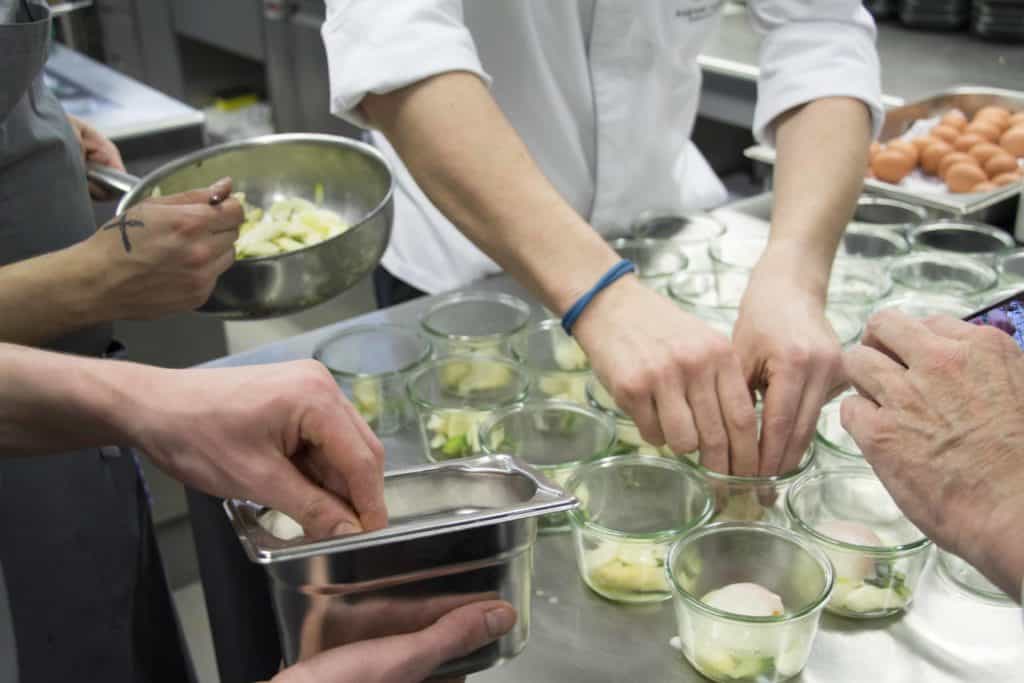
xmin=232 ymin=190 xmax=350 ymax=259
xmin=442 ymin=434 xmax=470 ymax=458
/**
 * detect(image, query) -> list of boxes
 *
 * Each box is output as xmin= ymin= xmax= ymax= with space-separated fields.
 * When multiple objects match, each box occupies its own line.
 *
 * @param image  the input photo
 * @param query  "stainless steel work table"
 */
xmin=698 ymin=5 xmax=1024 ymax=128
xmin=201 ymin=261 xmax=1023 ymax=681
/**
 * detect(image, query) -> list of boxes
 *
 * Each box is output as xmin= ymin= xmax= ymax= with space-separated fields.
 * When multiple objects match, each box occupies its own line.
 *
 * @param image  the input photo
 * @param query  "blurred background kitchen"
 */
xmin=41 ymin=1 xmax=1023 ymax=680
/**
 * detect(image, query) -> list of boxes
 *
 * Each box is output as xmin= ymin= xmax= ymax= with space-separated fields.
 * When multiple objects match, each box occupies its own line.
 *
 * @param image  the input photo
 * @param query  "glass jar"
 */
xmin=668 ymin=269 xmax=747 ymax=336
xmin=609 ymin=237 xmax=688 ymax=291
xmin=850 ymin=196 xmax=928 ymax=236
xmin=510 ymin=319 xmax=591 ymax=404
xmin=839 ymin=223 xmax=911 ymax=260
xmin=827 ymin=259 xmax=895 ymax=324
xmin=887 ymin=253 xmax=998 ymax=301
xmin=814 ymin=394 xmax=870 ymax=471
xmin=908 ymin=220 xmax=1016 ymax=265
xmin=586 ymin=377 xmax=693 ymax=460
xmin=420 ymin=291 xmax=532 ymax=358
xmin=630 ymin=210 xmax=727 ymax=270
xmin=998 ymin=248 xmax=1024 ymax=285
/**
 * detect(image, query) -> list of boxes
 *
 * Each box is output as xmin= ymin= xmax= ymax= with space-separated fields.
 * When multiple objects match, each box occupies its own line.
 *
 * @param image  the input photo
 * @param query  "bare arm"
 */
xmin=0 ymin=343 xmax=388 ymax=538
xmin=362 ymin=71 xmax=619 ymax=313
xmin=734 ymin=96 xmax=872 ymax=475
xmin=361 ymin=71 xmax=760 ymax=475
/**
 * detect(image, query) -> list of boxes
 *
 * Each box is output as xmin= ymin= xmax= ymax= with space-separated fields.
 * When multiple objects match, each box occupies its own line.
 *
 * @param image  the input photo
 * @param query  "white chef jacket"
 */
xmin=322 ymin=1 xmax=883 ymax=294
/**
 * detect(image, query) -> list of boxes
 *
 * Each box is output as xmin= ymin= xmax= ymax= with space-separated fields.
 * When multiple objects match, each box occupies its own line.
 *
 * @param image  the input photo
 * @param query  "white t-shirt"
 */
xmin=322 ymin=1 xmax=883 ymax=294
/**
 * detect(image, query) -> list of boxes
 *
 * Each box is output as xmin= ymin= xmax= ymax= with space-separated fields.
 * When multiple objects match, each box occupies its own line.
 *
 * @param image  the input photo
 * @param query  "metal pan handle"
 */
xmin=86 ymin=163 xmax=142 ymax=197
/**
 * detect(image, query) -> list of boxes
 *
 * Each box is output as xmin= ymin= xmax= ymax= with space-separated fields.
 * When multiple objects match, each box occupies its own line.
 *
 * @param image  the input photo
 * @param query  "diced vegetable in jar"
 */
xmin=426 ymin=409 xmax=502 ymax=460
xmin=351 ymin=377 xmax=383 ymax=422
xmin=553 ymin=336 xmax=588 ymax=371
xmin=815 ymin=520 xmax=911 ymax=614
xmin=439 ymin=360 xmax=513 ymax=396
xmin=537 ymin=373 xmax=589 ymax=404
xmin=586 ymin=542 xmax=669 ymax=597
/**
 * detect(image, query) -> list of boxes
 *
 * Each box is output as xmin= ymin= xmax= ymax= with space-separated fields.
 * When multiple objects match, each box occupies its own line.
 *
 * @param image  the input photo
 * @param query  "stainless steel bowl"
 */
xmin=224 ymin=455 xmax=576 ymax=680
xmin=91 ymin=134 xmax=393 ymax=319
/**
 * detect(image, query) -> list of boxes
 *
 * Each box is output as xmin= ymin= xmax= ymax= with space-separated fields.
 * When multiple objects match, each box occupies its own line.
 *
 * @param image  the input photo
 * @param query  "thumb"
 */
xmin=274 ymin=601 xmax=516 ymax=683
xmin=264 ymin=464 xmax=364 ymax=539
xmin=147 ymin=177 xmax=233 ymax=206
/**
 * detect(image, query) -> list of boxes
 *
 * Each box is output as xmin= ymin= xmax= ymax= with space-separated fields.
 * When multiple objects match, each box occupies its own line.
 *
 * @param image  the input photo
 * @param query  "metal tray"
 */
xmin=224 ymin=454 xmax=577 ymax=679
xmin=745 ymin=86 xmax=1024 ymax=219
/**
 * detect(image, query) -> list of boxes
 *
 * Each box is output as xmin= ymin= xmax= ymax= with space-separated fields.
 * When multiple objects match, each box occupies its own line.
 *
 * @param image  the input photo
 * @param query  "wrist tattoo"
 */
xmin=101 ymin=212 xmax=145 ymax=253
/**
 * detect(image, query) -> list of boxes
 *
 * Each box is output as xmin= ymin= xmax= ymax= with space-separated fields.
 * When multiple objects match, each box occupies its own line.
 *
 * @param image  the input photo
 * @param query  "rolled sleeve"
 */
xmin=321 ymin=0 xmax=491 ymax=129
xmin=749 ymin=0 xmax=884 ymax=145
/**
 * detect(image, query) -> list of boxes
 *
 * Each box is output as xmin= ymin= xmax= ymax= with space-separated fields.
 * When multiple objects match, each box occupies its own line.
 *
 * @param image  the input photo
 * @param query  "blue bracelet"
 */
xmin=561 ymin=259 xmax=637 ymax=335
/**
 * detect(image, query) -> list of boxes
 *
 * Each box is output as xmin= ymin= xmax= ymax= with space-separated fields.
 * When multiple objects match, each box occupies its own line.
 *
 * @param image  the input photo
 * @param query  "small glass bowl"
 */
xmin=840 ymin=223 xmax=911 ymax=260
xmin=420 ymin=291 xmax=532 ymax=358
xmin=814 ymin=395 xmax=869 ymax=471
xmin=786 ymin=469 xmax=932 ymax=619
xmin=851 ymin=196 xmax=928 ymax=235
xmin=998 ymin=248 xmax=1024 ymax=285
xmin=630 ymin=210 xmax=727 ymax=270
xmin=937 ymin=549 xmax=1015 ymax=606
xmin=691 ymin=439 xmax=816 ymax=528
xmin=609 ymin=238 xmax=689 ymax=290
xmin=407 ymin=355 xmax=530 ymax=462
xmin=510 ymin=319 xmax=591 ymax=404
xmin=314 ymin=324 xmax=432 ymax=436
xmin=827 ymin=259 xmax=895 ymax=323
xmin=709 ymin=232 xmax=769 ymax=273
xmin=887 ymin=253 xmax=999 ymax=300
xmin=667 ymin=269 xmax=747 ymax=336
xmin=908 ymin=220 xmax=1017 ymax=265
xmin=585 ymin=377 xmax=692 ymax=460
xmin=481 ymin=400 xmax=616 ymax=533
xmin=871 ymin=293 xmax=975 ymax=319
xmin=566 ymin=455 xmax=714 ymax=603
xmin=668 ymin=522 xmax=833 ymax=683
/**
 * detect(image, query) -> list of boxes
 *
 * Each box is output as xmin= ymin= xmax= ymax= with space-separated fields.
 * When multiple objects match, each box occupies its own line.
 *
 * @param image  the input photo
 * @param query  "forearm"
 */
xmin=361 ymin=71 xmax=619 ymax=314
xmin=0 ymin=343 xmax=153 ymax=454
xmin=766 ymin=96 xmax=872 ymax=296
xmin=0 ymin=243 xmax=114 ymax=346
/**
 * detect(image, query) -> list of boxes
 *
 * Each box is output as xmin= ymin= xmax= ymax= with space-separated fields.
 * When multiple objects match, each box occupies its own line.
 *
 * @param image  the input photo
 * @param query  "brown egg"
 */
xmin=992 ymin=171 xmax=1023 ymax=187
xmin=974 ymin=106 xmax=1011 ymax=127
xmin=911 ymin=136 xmax=935 ymax=155
xmin=954 ymin=133 xmax=984 ymax=153
xmin=930 ymin=125 xmax=960 ymax=144
xmin=920 ymin=140 xmax=953 ymax=175
xmin=966 ymin=121 xmax=1002 ymax=143
xmin=999 ymin=126 xmax=1024 ymax=158
xmin=871 ymin=150 xmax=915 ymax=183
xmin=969 ymin=142 xmax=1004 ymax=165
xmin=946 ymin=163 xmax=988 ymax=193
xmin=941 ymin=110 xmax=968 ymax=130
xmin=888 ymin=140 xmax=920 ymax=166
xmin=869 ymin=141 xmax=882 ymax=161
xmin=985 ymin=152 xmax=1019 ymax=178
xmin=1009 ymin=112 xmax=1024 ymax=128
xmin=972 ymin=181 xmax=997 ymax=193
xmin=938 ymin=152 xmax=978 ymax=179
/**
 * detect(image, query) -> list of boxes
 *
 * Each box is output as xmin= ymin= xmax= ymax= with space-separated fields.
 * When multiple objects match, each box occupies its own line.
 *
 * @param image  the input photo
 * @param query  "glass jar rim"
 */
xmin=313 ymin=323 xmax=433 ymax=380
xmin=479 ymin=399 xmax=618 ymax=466
xmin=406 ymin=354 xmax=530 ymax=410
xmin=420 ymin=291 xmax=533 ymax=342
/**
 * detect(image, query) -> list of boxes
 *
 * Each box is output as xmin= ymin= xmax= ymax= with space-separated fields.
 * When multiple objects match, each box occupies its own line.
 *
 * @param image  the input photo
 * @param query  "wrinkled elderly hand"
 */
xmin=733 ymin=245 xmax=846 ymax=476
xmin=841 ymin=310 xmax=1024 ymax=599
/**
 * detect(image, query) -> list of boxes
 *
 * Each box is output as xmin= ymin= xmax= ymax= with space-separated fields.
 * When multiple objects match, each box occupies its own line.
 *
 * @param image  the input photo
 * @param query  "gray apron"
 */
xmin=0 ymin=4 xmax=192 ymax=681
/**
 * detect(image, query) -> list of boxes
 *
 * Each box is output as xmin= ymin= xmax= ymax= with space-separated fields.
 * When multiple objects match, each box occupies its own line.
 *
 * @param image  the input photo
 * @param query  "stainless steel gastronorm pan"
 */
xmin=224 ymin=455 xmax=577 ymax=679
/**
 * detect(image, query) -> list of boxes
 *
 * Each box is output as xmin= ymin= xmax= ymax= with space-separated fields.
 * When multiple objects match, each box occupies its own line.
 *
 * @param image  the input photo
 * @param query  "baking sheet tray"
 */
xmin=745 ymin=86 xmax=1024 ymax=217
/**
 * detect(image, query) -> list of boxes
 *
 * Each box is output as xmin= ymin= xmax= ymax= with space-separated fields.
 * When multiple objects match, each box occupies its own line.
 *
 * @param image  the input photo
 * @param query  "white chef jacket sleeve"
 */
xmin=321 ymin=0 xmax=491 ymax=129
xmin=747 ymin=0 xmax=884 ymax=145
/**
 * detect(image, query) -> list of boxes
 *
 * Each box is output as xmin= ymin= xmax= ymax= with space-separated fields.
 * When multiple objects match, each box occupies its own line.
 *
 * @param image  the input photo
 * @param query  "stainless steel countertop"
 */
xmin=699 ymin=6 xmax=1024 ymax=111
xmin=202 ymin=252 xmax=1023 ymax=681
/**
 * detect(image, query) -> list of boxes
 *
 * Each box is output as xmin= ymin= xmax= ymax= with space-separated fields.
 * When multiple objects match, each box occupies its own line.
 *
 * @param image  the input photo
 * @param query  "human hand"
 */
xmin=573 ymin=277 xmax=758 ymax=475
xmin=130 ymin=359 xmax=387 ymax=538
xmin=272 ymin=599 xmax=516 ymax=683
xmin=75 ymin=178 xmax=242 ymax=319
xmin=67 ymin=114 xmax=126 ymax=200
xmin=732 ymin=246 xmax=845 ymax=476
xmin=841 ymin=310 xmax=1024 ymax=598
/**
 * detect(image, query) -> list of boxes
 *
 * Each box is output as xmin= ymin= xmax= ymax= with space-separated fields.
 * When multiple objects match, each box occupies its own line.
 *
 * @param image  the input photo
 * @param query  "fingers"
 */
xmin=620 ymin=390 xmax=664 ymax=449
xmin=339 ymin=398 xmax=386 ymax=469
xmin=279 ymin=601 xmax=516 ymax=683
xmin=147 ymin=177 xmax=234 ymax=207
xmin=777 ymin=372 xmax=829 ymax=476
xmin=266 ymin=464 xmax=364 ymax=539
xmin=686 ymin=368 xmax=731 ymax=475
xmin=861 ymin=309 xmax=944 ymax=368
xmin=838 ymin=393 xmax=881 ymax=459
xmin=302 ymin=401 xmax=388 ymax=532
xmin=716 ymin=355 xmax=758 ymax=477
xmin=653 ymin=375 xmax=699 ymax=457
xmin=756 ymin=374 xmax=805 ymax=476
xmin=842 ymin=344 xmax=905 ymax=406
